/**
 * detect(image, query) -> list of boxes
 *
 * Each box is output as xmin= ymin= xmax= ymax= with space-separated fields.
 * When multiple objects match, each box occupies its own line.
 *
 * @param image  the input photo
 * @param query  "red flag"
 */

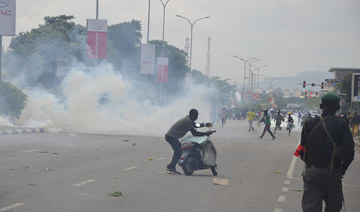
xmin=87 ymin=31 xmax=107 ymax=59
xmin=87 ymin=19 xmax=107 ymax=59
xmin=156 ymin=57 xmax=168 ymax=82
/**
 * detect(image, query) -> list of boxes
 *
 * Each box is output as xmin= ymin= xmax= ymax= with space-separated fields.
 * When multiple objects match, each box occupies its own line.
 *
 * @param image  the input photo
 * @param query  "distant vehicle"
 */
xmin=309 ymin=111 xmax=320 ymax=118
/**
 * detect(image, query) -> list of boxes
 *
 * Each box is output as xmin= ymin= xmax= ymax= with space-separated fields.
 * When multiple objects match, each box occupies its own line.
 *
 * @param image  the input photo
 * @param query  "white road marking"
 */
xmin=73 ymin=179 xmax=95 ymax=187
xmin=22 ymin=149 xmax=40 ymax=153
xmin=282 ymin=187 xmax=289 ymax=192
xmin=274 ymin=209 xmax=283 ymax=212
xmin=284 ymin=180 xmax=290 ymax=185
xmin=156 ymin=157 xmax=165 ymax=161
xmin=287 ymin=156 xmax=297 ymax=179
xmin=0 ymin=203 xmax=24 ymax=212
xmin=80 ymin=193 xmax=90 ymax=196
xmin=123 ymin=166 xmax=138 ymax=171
xmin=278 ymin=195 xmax=286 ymax=202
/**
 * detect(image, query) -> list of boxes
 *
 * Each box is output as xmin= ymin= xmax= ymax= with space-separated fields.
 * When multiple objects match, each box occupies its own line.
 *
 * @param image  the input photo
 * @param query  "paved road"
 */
xmin=0 ymin=120 xmax=359 ymax=212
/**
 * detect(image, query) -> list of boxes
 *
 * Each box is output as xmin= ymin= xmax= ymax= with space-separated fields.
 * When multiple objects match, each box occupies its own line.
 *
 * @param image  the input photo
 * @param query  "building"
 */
xmin=328 ymin=67 xmax=360 ymax=81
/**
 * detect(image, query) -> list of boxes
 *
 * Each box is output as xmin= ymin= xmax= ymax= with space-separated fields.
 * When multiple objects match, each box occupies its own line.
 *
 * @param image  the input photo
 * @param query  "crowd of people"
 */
xmin=211 ymin=105 xmax=360 ymax=141
xmin=165 ymin=93 xmax=355 ymax=211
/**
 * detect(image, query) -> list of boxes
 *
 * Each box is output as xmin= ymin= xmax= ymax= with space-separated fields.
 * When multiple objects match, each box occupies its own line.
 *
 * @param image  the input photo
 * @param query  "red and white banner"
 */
xmin=156 ymin=57 xmax=168 ymax=82
xmin=0 ymin=0 xmax=16 ymax=36
xmin=140 ymin=44 xmax=155 ymax=75
xmin=87 ymin=19 xmax=107 ymax=59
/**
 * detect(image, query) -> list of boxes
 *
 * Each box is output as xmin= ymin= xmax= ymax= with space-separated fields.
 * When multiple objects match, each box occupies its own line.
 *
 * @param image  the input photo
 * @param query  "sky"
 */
xmin=2 ymin=0 xmax=360 ymax=85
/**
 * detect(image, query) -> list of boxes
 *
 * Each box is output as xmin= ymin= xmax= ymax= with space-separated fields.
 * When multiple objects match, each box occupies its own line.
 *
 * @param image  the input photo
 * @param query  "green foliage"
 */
xmin=107 ymin=20 xmax=142 ymax=79
xmin=0 ymin=82 xmax=27 ymax=118
xmin=4 ymin=15 xmax=238 ymax=108
xmin=149 ymin=40 xmax=188 ymax=97
xmin=6 ymin=15 xmax=86 ymax=90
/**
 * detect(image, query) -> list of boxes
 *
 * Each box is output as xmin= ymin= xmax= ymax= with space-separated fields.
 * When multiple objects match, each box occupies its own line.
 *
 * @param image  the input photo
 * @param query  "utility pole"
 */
xmin=0 ymin=36 xmax=2 ymax=85
xmin=205 ymin=36 xmax=211 ymax=77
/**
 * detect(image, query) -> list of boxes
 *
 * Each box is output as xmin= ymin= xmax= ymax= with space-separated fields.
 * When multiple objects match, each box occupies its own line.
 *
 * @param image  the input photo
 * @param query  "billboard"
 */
xmin=351 ymin=73 xmax=360 ymax=102
xmin=87 ymin=19 xmax=107 ymax=59
xmin=140 ymin=44 xmax=155 ymax=75
xmin=156 ymin=57 xmax=168 ymax=82
xmin=0 ymin=0 xmax=16 ymax=36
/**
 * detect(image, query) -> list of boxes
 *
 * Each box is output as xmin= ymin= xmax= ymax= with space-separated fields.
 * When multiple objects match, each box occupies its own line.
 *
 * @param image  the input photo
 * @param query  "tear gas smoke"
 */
xmin=14 ymin=62 xmax=214 ymax=136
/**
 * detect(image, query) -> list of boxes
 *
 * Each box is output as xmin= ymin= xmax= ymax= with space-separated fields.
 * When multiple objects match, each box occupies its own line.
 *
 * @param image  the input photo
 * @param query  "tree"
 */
xmin=6 ymin=15 xmax=86 ymax=90
xmin=148 ymin=40 xmax=188 ymax=98
xmin=107 ymin=20 xmax=142 ymax=79
xmin=0 ymin=82 xmax=27 ymax=118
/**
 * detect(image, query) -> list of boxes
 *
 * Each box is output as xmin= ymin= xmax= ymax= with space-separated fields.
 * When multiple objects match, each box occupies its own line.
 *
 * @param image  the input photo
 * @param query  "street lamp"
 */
xmin=176 ymin=14 xmax=210 ymax=71
xmin=96 ymin=0 xmax=99 ymax=19
xmin=160 ymin=0 xmax=170 ymax=56
xmin=233 ymin=55 xmax=257 ymax=89
xmin=147 ymin=0 xmax=151 ymax=43
xmin=253 ymin=64 xmax=267 ymax=90
xmin=248 ymin=58 xmax=260 ymax=87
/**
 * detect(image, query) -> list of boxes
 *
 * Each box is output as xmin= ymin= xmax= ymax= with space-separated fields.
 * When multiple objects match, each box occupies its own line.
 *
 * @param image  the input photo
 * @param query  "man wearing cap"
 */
xmin=165 ymin=109 xmax=213 ymax=174
xmin=299 ymin=93 xmax=354 ymax=211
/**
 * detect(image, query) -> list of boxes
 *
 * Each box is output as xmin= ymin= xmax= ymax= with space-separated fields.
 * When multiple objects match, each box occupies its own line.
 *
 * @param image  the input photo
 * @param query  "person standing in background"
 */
xmin=220 ymin=107 xmax=227 ymax=128
xmin=247 ymin=109 xmax=256 ymax=132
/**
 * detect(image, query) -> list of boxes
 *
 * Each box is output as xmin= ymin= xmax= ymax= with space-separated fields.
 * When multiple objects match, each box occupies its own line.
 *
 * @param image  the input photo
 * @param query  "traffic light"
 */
xmin=315 ymin=91 xmax=318 ymax=98
xmin=305 ymin=91 xmax=307 ymax=98
xmin=303 ymin=81 xmax=306 ymax=88
xmin=321 ymin=82 xmax=324 ymax=89
xmin=311 ymin=83 xmax=316 ymax=87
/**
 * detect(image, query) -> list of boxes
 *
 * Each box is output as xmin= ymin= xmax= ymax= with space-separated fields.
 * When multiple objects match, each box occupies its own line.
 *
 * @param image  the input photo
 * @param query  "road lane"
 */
xmin=0 ymin=120 xmax=359 ymax=211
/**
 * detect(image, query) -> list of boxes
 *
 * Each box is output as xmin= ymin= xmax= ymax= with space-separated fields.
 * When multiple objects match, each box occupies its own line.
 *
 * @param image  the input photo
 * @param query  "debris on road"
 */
xmin=213 ymin=178 xmax=229 ymax=186
xmin=107 ymin=191 xmax=124 ymax=197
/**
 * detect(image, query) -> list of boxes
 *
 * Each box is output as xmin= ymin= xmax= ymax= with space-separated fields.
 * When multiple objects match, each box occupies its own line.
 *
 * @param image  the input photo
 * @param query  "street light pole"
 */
xmin=96 ymin=0 xmax=99 ymax=19
xmin=253 ymin=64 xmax=267 ymax=90
xmin=147 ymin=0 xmax=151 ymax=43
xmin=160 ymin=0 xmax=170 ymax=56
xmin=176 ymin=15 xmax=210 ymax=71
xmin=248 ymin=58 xmax=260 ymax=87
xmin=233 ymin=55 xmax=257 ymax=89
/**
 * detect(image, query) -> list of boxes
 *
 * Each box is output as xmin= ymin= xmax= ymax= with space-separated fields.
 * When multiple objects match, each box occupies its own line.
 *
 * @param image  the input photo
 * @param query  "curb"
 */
xmin=0 ymin=128 xmax=46 ymax=135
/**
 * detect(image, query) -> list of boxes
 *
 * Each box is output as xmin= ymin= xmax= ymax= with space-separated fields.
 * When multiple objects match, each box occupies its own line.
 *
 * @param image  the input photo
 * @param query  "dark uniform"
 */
xmin=300 ymin=93 xmax=355 ymax=212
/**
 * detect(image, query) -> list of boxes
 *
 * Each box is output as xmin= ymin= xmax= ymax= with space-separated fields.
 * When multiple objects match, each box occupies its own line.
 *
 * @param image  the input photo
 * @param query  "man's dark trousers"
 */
xmin=302 ymin=166 xmax=343 ymax=212
xmin=165 ymin=135 xmax=183 ymax=170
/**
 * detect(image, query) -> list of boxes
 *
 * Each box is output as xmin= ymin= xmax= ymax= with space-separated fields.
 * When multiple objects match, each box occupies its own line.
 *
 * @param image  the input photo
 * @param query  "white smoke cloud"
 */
xmin=15 ymin=62 xmax=214 ymax=136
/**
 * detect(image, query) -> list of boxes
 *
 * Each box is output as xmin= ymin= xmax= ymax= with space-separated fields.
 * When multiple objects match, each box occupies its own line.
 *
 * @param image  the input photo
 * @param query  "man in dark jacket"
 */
xmin=165 ymin=109 xmax=212 ymax=174
xmin=300 ymin=93 xmax=354 ymax=211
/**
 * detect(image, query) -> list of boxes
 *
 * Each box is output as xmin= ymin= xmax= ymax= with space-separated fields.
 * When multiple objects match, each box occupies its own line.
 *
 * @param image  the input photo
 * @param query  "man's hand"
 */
xmin=205 ymin=122 xmax=213 ymax=127
xmin=205 ymin=131 xmax=213 ymax=136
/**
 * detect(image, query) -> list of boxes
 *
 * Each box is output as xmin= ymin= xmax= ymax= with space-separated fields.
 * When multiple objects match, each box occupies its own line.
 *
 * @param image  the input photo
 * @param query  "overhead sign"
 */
xmin=140 ymin=44 xmax=155 ymax=75
xmin=0 ymin=0 xmax=16 ymax=36
xmin=156 ymin=57 xmax=168 ymax=82
xmin=351 ymin=73 xmax=360 ymax=102
xmin=87 ymin=19 xmax=107 ymax=59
